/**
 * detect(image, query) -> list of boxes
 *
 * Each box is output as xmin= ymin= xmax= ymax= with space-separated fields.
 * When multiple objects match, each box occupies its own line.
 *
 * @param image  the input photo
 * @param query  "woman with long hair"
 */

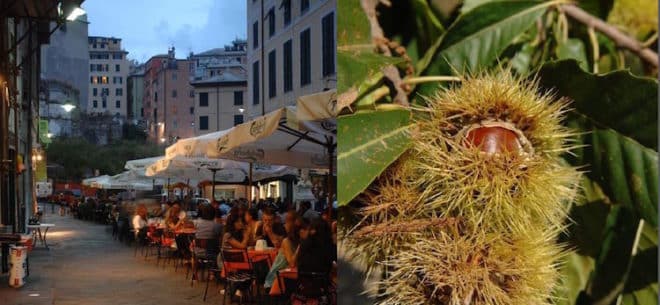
xmin=222 ymin=210 xmax=249 ymax=249
xmin=264 ymin=214 xmax=308 ymax=289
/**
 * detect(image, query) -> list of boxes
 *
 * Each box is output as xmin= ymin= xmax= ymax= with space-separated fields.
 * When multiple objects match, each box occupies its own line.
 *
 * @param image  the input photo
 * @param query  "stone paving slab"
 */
xmin=0 ymin=204 xmax=230 ymax=305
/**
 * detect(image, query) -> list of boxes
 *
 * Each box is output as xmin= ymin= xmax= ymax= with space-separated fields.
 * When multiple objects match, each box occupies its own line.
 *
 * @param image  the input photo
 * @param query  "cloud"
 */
xmin=84 ymin=0 xmax=246 ymax=63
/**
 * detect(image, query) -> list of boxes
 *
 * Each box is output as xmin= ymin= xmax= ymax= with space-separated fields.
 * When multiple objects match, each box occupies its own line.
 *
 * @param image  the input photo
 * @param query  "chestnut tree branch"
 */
xmin=560 ymin=4 xmax=659 ymax=68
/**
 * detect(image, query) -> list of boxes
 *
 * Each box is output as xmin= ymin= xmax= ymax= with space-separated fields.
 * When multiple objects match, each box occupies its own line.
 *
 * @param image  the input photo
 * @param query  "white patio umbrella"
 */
xmin=82 ymin=175 xmax=111 ymax=188
xmin=165 ymin=107 xmax=335 ymax=169
xmin=165 ymin=97 xmax=337 ymax=203
xmin=145 ymin=156 xmax=298 ymax=199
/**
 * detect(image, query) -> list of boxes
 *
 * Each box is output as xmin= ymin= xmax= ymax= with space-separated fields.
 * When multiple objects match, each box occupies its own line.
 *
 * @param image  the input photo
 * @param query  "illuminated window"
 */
xmin=101 ymin=76 xmax=109 ymax=84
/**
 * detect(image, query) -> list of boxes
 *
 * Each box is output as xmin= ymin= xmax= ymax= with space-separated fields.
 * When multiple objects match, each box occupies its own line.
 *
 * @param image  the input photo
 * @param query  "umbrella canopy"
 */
xmin=145 ymin=156 xmax=298 ymax=183
xmin=296 ymin=89 xmax=337 ymax=122
xmin=165 ymin=106 xmax=335 ymax=169
xmin=124 ymin=156 xmax=162 ymax=171
xmin=82 ymin=175 xmax=111 ymax=188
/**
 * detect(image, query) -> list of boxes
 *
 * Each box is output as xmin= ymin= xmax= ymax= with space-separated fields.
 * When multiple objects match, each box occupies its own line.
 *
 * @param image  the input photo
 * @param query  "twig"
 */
xmin=560 ymin=4 xmax=659 ymax=67
xmin=403 ymin=76 xmax=462 ymax=85
xmin=587 ymin=27 xmax=600 ymax=73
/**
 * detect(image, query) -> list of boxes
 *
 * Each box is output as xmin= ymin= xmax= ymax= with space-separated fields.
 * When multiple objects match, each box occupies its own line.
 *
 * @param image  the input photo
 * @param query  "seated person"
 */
xmin=300 ymin=201 xmax=320 ymax=221
xmin=222 ymin=211 xmax=250 ymax=249
xmin=244 ymin=208 xmax=261 ymax=246
xmin=164 ymin=202 xmax=186 ymax=231
xmin=298 ymin=219 xmax=335 ymax=274
xmin=193 ymin=204 xmax=223 ymax=257
xmin=132 ymin=204 xmax=148 ymax=242
xmin=264 ymin=216 xmax=308 ymax=289
xmin=255 ymin=208 xmax=286 ymax=248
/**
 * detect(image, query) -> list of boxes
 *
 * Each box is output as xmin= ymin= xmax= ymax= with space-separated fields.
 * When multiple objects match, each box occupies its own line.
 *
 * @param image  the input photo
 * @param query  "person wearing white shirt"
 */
xmin=132 ymin=204 xmax=148 ymax=242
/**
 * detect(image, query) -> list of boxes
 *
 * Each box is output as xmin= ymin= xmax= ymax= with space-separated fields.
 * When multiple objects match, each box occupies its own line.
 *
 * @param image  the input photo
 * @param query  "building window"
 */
xmin=116 ymin=100 xmax=120 ymax=108
xmin=93 ymin=88 xmax=98 ymax=96
xmin=268 ymin=50 xmax=276 ymax=98
xmin=234 ymin=91 xmax=243 ymax=105
xmin=115 ymin=64 xmax=120 ymax=72
xmin=154 ymin=92 xmax=158 ymax=102
xmin=172 ymin=90 xmax=177 ymax=98
xmin=90 ymin=76 xmax=97 ymax=84
xmin=93 ymin=100 xmax=98 ymax=108
xmin=102 ymin=76 xmax=109 ymax=84
xmin=283 ymin=0 xmax=291 ymax=26
xmin=93 ymin=43 xmax=97 ymax=48
xmin=116 ymin=88 xmax=123 ymax=96
xmin=283 ymin=40 xmax=293 ymax=92
xmin=200 ymin=92 xmax=208 ymax=107
xmin=189 ymin=90 xmax=194 ymax=97
xmin=268 ymin=8 xmax=275 ymax=38
xmin=322 ymin=12 xmax=336 ymax=76
xmin=102 ymin=88 xmax=109 ymax=96
xmin=234 ymin=115 xmax=244 ymax=126
xmin=154 ymin=108 xmax=158 ymax=122
xmin=252 ymin=21 xmax=259 ymax=49
xmin=189 ymin=107 xmax=194 ymax=114
xmin=301 ymin=0 xmax=310 ymax=14
xmin=252 ymin=61 xmax=259 ymax=105
xmin=90 ymin=64 xmax=94 ymax=72
xmin=172 ymin=73 xmax=177 ymax=80
xmin=102 ymin=100 xmax=107 ymax=108
xmin=300 ymin=28 xmax=311 ymax=86
xmin=200 ymin=116 xmax=209 ymax=130
xmin=97 ymin=64 xmax=103 ymax=71
xmin=105 ymin=64 xmax=109 ymax=71
xmin=173 ymin=120 xmax=178 ymax=129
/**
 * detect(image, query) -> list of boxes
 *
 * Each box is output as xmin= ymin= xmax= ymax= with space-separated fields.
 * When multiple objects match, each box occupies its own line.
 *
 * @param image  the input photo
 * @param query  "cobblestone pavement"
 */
xmin=0 ymin=203 xmax=228 ymax=305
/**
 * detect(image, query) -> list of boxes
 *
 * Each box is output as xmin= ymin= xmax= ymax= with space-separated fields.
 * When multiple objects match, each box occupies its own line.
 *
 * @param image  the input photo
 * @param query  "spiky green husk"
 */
xmin=411 ymin=72 xmax=581 ymax=233
xmin=341 ymin=71 xmax=581 ymax=305
xmin=376 ymin=227 xmax=565 ymax=305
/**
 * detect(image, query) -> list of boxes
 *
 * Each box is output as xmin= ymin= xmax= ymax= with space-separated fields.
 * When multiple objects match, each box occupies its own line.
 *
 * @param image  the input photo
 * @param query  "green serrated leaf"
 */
xmin=510 ymin=43 xmax=535 ymax=75
xmin=567 ymin=115 xmax=658 ymax=228
xmin=560 ymin=199 xmax=612 ymax=257
xmin=338 ymin=0 xmax=371 ymax=47
xmin=417 ymin=0 xmax=553 ymax=97
xmin=460 ymin=0 xmax=496 ymax=13
xmin=588 ymin=206 xmax=641 ymax=304
xmin=337 ymin=109 xmax=413 ymax=206
xmin=621 ymin=283 xmax=659 ymax=305
xmin=538 ymin=60 xmax=658 ymax=150
xmin=556 ymin=39 xmax=589 ymax=71
xmin=337 ymin=50 xmax=405 ymax=98
xmin=555 ymin=252 xmax=596 ymax=305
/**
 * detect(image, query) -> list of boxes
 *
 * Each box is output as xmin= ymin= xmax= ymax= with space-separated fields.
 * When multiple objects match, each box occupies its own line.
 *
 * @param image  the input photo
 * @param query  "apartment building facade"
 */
xmin=87 ymin=36 xmax=130 ymax=117
xmin=127 ymin=63 xmax=145 ymax=123
xmin=192 ymin=72 xmax=248 ymax=135
xmin=143 ymin=48 xmax=195 ymax=144
xmin=247 ymin=0 xmax=336 ymax=119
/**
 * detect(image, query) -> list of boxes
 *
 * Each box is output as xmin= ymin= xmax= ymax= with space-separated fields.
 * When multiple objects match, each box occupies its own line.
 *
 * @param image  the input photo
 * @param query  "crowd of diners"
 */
xmin=124 ymin=196 xmax=337 ymax=301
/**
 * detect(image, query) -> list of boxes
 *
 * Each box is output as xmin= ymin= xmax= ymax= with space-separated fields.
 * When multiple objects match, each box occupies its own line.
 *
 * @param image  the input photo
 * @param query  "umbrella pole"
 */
xmin=211 ymin=169 xmax=217 ymax=203
xmin=248 ymin=162 xmax=253 ymax=207
xmin=167 ymin=177 xmax=171 ymax=200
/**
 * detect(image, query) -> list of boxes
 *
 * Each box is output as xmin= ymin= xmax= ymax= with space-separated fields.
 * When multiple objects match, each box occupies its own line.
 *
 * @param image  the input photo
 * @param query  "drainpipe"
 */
xmin=260 ymin=0 xmax=265 ymax=115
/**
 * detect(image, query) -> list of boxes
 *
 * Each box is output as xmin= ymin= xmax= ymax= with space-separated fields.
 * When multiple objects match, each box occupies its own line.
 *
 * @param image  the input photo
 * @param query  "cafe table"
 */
xmin=26 ymin=223 xmax=55 ymax=250
xmin=248 ymin=247 xmax=278 ymax=266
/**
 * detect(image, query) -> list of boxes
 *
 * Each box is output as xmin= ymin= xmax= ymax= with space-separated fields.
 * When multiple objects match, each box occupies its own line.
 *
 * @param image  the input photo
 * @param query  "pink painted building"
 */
xmin=143 ymin=47 xmax=195 ymax=144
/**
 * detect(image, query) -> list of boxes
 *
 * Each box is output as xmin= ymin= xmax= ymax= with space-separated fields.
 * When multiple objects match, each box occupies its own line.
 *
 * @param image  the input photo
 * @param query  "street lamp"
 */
xmin=61 ymin=104 xmax=76 ymax=112
xmin=160 ymin=137 xmax=166 ymax=143
xmin=66 ymin=7 xmax=86 ymax=21
xmin=47 ymin=133 xmax=53 ymax=139
xmin=238 ymin=107 xmax=245 ymax=114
